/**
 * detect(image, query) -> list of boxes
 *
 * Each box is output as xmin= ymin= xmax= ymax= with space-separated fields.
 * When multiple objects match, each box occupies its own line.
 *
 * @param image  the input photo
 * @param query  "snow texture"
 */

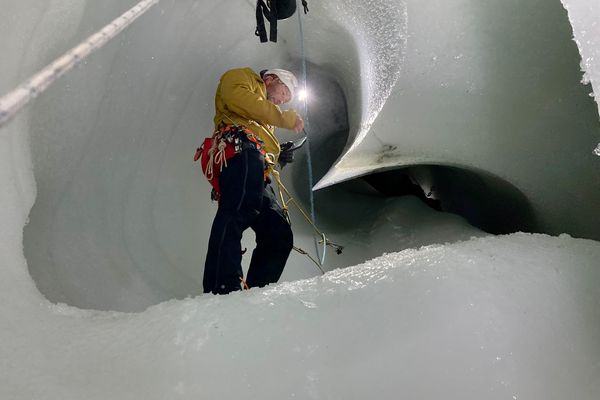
xmin=2 ymin=234 xmax=600 ymax=399
xmin=560 ymin=0 xmax=600 ymax=155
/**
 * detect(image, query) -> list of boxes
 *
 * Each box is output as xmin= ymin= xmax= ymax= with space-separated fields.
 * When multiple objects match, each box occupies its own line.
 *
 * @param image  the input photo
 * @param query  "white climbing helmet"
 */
xmin=264 ymin=69 xmax=298 ymax=101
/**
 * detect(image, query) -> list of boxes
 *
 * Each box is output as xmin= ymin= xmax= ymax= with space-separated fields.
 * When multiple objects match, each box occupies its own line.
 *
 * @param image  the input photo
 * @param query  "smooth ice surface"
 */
xmin=314 ymin=0 xmax=600 ymax=240
xmin=1 ymin=0 xmax=600 ymax=398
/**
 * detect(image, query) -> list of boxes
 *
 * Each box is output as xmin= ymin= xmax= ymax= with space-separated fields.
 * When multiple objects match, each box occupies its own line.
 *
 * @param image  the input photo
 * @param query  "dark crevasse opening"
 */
xmin=364 ymin=166 xmax=536 ymax=235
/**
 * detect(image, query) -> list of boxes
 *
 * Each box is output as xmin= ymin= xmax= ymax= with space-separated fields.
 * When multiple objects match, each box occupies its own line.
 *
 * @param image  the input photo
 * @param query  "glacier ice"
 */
xmin=1 ymin=0 xmax=600 ymax=398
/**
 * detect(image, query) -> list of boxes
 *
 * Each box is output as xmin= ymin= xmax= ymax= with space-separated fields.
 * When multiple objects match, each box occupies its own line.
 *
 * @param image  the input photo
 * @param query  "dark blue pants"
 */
xmin=203 ymin=146 xmax=294 ymax=295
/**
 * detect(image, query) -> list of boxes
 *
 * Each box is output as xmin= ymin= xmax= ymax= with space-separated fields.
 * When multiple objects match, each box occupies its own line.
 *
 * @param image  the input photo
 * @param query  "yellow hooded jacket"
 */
xmin=213 ymin=67 xmax=298 ymax=170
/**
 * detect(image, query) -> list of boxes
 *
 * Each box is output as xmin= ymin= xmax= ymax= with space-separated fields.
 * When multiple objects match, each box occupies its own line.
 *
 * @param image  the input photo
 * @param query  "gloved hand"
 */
xmin=278 ymin=141 xmax=295 ymax=168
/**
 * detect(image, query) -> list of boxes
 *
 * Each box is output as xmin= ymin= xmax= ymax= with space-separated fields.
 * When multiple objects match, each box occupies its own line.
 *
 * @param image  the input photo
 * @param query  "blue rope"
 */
xmin=296 ymin=2 xmax=323 ymax=265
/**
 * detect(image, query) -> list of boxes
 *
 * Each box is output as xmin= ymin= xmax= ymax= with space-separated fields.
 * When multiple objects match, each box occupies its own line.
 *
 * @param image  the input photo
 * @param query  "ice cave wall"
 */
xmin=0 ymin=0 xmax=599 ymax=312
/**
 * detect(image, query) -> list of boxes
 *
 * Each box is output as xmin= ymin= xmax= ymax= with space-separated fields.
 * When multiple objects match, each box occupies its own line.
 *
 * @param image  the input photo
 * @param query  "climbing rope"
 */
xmin=264 ymin=154 xmax=344 ymax=275
xmin=295 ymin=0 xmax=325 ymax=266
xmin=0 ymin=0 xmax=161 ymax=129
xmin=292 ymin=246 xmax=325 ymax=275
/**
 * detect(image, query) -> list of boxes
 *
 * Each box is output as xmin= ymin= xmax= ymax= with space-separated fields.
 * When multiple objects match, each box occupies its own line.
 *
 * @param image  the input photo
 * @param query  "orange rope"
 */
xmin=239 ymin=277 xmax=250 ymax=290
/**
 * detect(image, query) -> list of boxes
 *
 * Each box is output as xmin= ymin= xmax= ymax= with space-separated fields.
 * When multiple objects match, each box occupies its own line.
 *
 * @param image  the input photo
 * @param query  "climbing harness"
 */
xmin=0 ymin=0 xmax=160 ymax=129
xmin=194 ymin=124 xmax=267 ymax=202
xmin=255 ymin=0 xmax=309 ymax=43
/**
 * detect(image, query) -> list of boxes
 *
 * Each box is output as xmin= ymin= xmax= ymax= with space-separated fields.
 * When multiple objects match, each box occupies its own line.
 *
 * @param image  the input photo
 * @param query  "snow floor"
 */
xmin=2 ymin=233 xmax=599 ymax=399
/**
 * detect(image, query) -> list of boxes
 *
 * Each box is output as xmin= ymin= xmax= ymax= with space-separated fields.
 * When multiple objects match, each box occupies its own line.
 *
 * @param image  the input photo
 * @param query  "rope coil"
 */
xmin=203 ymin=138 xmax=229 ymax=181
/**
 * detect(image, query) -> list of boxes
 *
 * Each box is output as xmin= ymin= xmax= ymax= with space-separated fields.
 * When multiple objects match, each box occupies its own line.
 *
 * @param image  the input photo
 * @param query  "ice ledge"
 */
xmin=560 ymin=0 xmax=600 ymax=155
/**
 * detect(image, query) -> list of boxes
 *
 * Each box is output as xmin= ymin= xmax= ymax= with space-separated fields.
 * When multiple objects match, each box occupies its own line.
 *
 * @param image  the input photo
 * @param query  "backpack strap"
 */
xmin=255 ymin=0 xmax=269 ymax=43
xmin=269 ymin=0 xmax=278 ymax=43
xmin=255 ymin=0 xmax=280 ymax=43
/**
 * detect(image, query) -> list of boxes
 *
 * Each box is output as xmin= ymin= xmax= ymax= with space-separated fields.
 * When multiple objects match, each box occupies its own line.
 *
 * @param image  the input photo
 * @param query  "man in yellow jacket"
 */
xmin=203 ymin=67 xmax=304 ymax=295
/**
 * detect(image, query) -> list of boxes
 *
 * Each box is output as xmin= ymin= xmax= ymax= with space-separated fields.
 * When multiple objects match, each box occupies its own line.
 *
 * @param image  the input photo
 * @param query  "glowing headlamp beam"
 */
xmin=298 ymin=88 xmax=309 ymax=102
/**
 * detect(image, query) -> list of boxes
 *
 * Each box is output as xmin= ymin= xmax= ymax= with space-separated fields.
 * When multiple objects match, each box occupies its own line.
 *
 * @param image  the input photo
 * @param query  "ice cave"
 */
xmin=1 ymin=0 xmax=599 ymax=398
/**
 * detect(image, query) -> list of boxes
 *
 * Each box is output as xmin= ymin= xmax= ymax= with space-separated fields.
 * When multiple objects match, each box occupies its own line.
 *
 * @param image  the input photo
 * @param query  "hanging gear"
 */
xmin=262 ymin=153 xmax=344 ymax=273
xmin=278 ymin=142 xmax=295 ymax=168
xmin=301 ymin=0 xmax=309 ymax=13
xmin=194 ymin=125 xmax=268 ymax=202
xmin=278 ymin=134 xmax=307 ymax=168
xmin=255 ymin=0 xmax=308 ymax=43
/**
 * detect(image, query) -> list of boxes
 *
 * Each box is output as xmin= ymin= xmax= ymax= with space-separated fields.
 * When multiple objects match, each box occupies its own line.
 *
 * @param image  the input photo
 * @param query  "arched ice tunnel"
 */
xmin=1 ymin=0 xmax=599 ymax=312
